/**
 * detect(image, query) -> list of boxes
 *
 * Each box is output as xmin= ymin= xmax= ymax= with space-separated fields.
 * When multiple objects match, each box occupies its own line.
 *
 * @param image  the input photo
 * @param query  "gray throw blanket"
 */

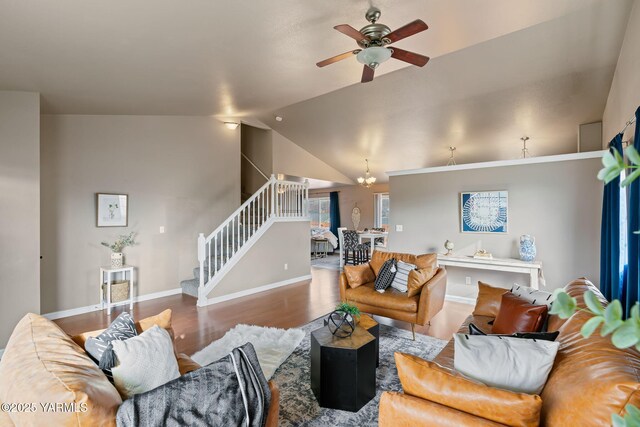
xmin=116 ymin=343 xmax=271 ymax=427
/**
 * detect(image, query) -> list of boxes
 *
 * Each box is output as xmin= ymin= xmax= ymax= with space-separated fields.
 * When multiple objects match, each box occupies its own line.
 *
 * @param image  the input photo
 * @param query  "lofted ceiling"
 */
xmin=0 ymin=0 xmax=618 ymax=118
xmin=0 ymin=0 xmax=633 ymax=182
xmin=260 ymin=1 xmax=634 ymax=181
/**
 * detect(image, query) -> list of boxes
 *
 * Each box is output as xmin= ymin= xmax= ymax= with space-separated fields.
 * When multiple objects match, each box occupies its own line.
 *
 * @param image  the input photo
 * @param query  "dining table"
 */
xmin=358 ymin=231 xmax=389 ymax=252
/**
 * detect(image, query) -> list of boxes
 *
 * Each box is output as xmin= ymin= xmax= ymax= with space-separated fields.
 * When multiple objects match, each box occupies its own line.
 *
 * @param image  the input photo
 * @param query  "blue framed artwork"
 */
xmin=460 ymin=191 xmax=508 ymax=233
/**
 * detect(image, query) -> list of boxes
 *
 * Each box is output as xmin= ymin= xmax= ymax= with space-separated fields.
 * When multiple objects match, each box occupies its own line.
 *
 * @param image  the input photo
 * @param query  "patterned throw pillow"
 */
xmin=510 ymin=284 xmax=554 ymax=308
xmin=375 ymin=259 xmax=397 ymax=292
xmin=390 ymin=260 xmax=416 ymax=293
xmin=85 ymin=312 xmax=138 ymax=378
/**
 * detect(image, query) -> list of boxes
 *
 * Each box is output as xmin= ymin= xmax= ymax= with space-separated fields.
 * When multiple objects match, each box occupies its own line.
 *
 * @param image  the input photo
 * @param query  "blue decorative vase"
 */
xmin=519 ymin=235 xmax=537 ymax=262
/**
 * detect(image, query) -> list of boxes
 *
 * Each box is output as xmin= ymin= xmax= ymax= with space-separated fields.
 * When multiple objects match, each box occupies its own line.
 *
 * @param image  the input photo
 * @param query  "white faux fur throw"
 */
xmin=190 ymin=324 xmax=305 ymax=379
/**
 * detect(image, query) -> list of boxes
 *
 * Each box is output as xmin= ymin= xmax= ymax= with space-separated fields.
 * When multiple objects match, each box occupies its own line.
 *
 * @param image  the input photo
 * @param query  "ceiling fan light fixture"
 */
xmin=356 ymin=47 xmax=392 ymax=68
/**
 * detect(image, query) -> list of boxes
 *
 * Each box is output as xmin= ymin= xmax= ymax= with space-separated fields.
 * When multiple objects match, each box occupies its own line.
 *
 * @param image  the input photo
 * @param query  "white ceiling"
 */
xmin=259 ymin=1 xmax=633 ymax=181
xmin=0 ymin=0 xmax=615 ymax=118
xmin=0 ymin=0 xmax=633 ymax=183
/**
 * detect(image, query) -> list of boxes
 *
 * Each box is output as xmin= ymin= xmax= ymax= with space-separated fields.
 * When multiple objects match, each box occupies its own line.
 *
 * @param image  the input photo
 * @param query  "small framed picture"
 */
xmin=96 ymin=193 xmax=128 ymax=227
xmin=460 ymin=190 xmax=508 ymax=233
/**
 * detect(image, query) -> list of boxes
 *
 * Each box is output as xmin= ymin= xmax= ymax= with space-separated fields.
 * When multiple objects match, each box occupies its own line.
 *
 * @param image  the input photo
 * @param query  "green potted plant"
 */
xmin=101 ymin=232 xmax=137 ymax=268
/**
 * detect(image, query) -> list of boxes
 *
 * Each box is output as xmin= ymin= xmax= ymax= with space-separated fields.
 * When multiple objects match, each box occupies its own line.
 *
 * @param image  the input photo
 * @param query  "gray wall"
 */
xmin=241 ymin=124 xmax=272 ymax=195
xmin=603 ymin=0 xmax=640 ymax=142
xmin=388 ymin=157 xmax=603 ymax=292
xmin=310 ymin=183 xmax=389 ymax=231
xmin=208 ymin=220 xmax=310 ymax=299
xmin=0 ymin=91 xmax=40 ymax=348
xmin=40 ymin=115 xmax=240 ymax=313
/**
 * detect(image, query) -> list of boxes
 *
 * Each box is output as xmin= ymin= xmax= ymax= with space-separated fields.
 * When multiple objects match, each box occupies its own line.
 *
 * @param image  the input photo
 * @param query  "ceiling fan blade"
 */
xmin=316 ymin=50 xmax=360 ymax=68
xmin=385 ymin=19 xmax=428 ymax=44
xmin=361 ymin=65 xmax=375 ymax=83
xmin=390 ymin=47 xmax=430 ymax=67
xmin=334 ymin=24 xmax=370 ymax=43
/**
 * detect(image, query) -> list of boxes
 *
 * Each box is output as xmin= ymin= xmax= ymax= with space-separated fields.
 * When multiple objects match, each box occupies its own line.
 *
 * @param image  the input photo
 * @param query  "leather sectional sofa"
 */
xmin=379 ymin=278 xmax=640 ymax=426
xmin=0 ymin=310 xmax=280 ymax=426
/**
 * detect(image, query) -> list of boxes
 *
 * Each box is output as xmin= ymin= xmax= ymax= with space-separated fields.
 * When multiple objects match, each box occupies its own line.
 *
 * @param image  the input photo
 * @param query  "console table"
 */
xmin=436 ymin=254 xmax=543 ymax=289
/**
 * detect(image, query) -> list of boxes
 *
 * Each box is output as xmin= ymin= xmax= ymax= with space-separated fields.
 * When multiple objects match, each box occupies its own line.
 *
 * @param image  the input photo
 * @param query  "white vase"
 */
xmin=111 ymin=252 xmax=123 ymax=268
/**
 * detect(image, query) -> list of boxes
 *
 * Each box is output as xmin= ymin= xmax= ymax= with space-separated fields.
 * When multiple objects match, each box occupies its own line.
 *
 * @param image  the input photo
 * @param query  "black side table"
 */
xmin=310 ymin=325 xmax=376 ymax=412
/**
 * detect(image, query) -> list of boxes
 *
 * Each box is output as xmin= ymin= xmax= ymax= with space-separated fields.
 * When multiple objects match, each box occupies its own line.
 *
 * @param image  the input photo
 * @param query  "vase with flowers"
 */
xmin=101 ymin=232 xmax=137 ymax=268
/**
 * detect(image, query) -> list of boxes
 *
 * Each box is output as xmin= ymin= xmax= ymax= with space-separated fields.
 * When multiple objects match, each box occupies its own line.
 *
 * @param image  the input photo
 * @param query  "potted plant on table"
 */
xmin=327 ymin=302 xmax=361 ymax=338
xmin=101 ymin=232 xmax=137 ymax=268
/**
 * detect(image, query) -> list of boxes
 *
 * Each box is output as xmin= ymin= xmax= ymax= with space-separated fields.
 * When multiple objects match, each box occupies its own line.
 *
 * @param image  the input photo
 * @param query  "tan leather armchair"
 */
xmin=339 ymin=251 xmax=447 ymax=339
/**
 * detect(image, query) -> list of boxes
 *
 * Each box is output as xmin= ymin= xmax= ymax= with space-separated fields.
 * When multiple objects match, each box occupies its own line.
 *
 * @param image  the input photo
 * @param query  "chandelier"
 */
xmin=357 ymin=159 xmax=377 ymax=188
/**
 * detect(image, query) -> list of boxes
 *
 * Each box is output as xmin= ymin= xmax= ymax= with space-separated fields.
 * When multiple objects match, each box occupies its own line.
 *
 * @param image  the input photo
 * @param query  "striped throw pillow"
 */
xmin=375 ymin=259 xmax=397 ymax=292
xmin=390 ymin=260 xmax=417 ymax=293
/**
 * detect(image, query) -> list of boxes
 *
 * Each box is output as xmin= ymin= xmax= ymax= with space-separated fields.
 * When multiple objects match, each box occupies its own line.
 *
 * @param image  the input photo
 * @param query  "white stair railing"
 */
xmin=197 ymin=175 xmax=309 ymax=305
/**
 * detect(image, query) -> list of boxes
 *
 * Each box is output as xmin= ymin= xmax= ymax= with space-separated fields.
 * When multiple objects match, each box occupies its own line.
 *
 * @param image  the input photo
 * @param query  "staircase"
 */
xmin=180 ymin=175 xmax=309 ymax=306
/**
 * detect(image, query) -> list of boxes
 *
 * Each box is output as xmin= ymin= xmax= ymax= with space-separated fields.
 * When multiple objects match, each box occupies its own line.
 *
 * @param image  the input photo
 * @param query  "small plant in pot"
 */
xmin=327 ymin=302 xmax=361 ymax=338
xmin=101 ymin=232 xmax=137 ymax=268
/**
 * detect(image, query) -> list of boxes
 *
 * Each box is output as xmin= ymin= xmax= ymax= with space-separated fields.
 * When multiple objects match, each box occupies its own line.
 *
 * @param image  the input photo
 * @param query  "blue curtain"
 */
xmin=329 ymin=191 xmax=340 ymax=240
xmin=625 ymin=107 xmax=640 ymax=317
xmin=601 ymin=134 xmax=625 ymax=302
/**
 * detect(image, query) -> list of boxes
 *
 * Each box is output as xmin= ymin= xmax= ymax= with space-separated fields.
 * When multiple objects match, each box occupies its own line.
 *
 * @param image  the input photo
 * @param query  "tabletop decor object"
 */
xmin=444 ymin=240 xmax=454 ymax=255
xmin=102 ymin=232 xmax=137 ymax=267
xmin=519 ymin=235 xmax=537 ymax=261
xmin=327 ymin=302 xmax=360 ymax=338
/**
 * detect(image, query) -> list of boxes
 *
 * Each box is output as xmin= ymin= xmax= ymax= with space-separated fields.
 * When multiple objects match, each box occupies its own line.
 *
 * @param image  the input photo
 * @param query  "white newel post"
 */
xmin=304 ymin=179 xmax=309 ymax=217
xmin=270 ymin=177 xmax=275 ymax=217
xmin=197 ymin=233 xmax=206 ymax=306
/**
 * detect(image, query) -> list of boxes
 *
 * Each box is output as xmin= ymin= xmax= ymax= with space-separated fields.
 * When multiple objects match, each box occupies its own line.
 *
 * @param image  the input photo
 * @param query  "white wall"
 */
xmin=272 ymin=131 xmax=353 ymax=185
xmin=40 ymin=115 xmax=240 ymax=313
xmin=603 ymin=0 xmax=640 ymax=143
xmin=0 ymin=91 xmax=40 ymax=348
xmin=388 ymin=156 xmax=603 ymax=294
xmin=207 ymin=220 xmax=310 ymax=299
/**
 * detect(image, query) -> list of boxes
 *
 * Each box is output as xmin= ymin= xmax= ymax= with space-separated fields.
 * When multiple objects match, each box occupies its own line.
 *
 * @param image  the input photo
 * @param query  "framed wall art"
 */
xmin=460 ymin=191 xmax=508 ymax=233
xmin=96 ymin=193 xmax=128 ymax=227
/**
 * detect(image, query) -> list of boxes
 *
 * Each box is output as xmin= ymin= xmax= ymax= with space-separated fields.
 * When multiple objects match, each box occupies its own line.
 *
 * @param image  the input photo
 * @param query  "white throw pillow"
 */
xmin=511 ymin=283 xmax=554 ymax=308
xmin=111 ymin=325 xmax=180 ymax=398
xmin=453 ymin=334 xmax=559 ymax=395
xmin=390 ymin=260 xmax=416 ymax=292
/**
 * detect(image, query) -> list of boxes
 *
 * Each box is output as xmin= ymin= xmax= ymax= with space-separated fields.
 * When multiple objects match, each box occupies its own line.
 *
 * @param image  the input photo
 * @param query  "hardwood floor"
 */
xmin=54 ymin=267 xmax=472 ymax=355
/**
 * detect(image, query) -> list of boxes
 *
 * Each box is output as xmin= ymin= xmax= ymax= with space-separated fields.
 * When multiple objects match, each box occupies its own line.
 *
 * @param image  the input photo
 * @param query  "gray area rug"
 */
xmin=271 ymin=316 xmax=447 ymax=426
xmin=310 ymin=254 xmax=341 ymax=270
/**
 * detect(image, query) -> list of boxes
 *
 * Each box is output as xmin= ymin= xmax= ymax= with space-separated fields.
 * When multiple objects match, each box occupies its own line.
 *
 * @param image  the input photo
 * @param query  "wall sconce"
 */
xmin=224 ymin=122 xmax=239 ymax=130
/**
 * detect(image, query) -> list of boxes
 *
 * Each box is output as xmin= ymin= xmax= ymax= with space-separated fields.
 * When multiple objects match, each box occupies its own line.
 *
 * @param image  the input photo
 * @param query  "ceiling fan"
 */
xmin=316 ymin=7 xmax=430 ymax=83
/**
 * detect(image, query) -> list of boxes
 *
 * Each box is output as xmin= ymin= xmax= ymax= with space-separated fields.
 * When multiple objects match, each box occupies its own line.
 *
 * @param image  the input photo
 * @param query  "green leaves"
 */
xmin=581 ymin=316 xmax=603 ymax=338
xmin=601 ymin=300 xmax=624 ymax=337
xmin=549 ymin=290 xmax=577 ymax=319
xmin=612 ymin=404 xmax=640 ymax=427
xmin=611 ymin=303 xmax=640 ymax=349
xmin=584 ymin=290 xmax=605 ymax=315
xmin=597 ymin=146 xmax=640 ymax=187
xmin=598 ymin=148 xmax=626 ymax=184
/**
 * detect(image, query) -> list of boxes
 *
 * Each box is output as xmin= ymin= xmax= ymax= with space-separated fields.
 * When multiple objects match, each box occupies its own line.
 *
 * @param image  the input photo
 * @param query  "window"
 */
xmin=374 ymin=193 xmax=390 ymax=230
xmin=309 ymin=196 xmax=331 ymax=229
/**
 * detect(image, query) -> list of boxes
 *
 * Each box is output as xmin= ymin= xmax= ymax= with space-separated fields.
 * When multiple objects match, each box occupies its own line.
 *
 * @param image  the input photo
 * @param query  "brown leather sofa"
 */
xmin=0 ymin=310 xmax=279 ymax=426
xmin=340 ymin=250 xmax=447 ymax=338
xmin=379 ymin=278 xmax=640 ymax=426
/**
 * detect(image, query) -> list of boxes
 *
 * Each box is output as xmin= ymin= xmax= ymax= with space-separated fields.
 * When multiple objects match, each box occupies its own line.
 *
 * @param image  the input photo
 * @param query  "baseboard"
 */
xmin=42 ymin=287 xmax=183 ymax=320
xmin=203 ymin=274 xmax=313 ymax=306
xmin=445 ymin=294 xmax=475 ymax=305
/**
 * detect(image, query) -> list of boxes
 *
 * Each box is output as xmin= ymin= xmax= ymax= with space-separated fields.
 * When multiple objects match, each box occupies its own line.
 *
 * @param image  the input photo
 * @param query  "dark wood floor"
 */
xmin=55 ymin=267 xmax=472 ymax=355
